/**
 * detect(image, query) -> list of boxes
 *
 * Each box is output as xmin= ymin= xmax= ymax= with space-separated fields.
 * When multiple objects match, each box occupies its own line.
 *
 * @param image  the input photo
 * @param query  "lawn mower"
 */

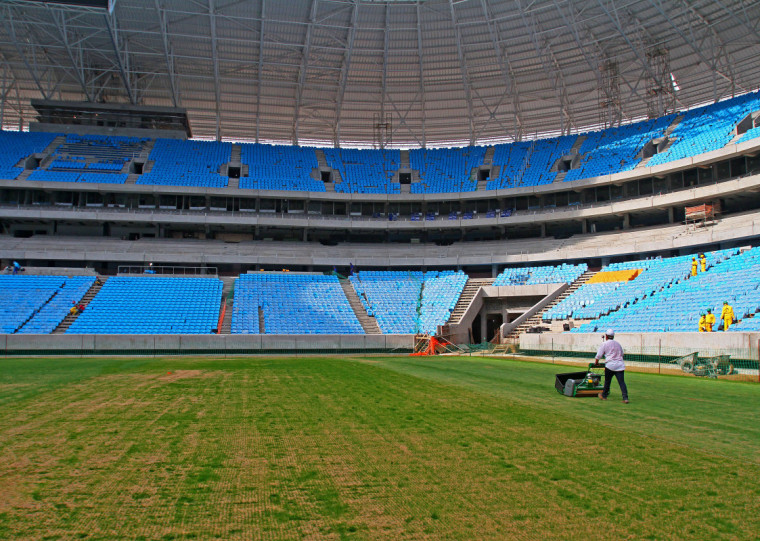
xmin=555 ymin=362 xmax=605 ymax=397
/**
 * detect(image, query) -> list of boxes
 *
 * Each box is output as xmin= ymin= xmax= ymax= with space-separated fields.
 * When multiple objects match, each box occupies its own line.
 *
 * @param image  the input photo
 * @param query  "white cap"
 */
xmin=606 ymin=329 xmax=615 ymax=337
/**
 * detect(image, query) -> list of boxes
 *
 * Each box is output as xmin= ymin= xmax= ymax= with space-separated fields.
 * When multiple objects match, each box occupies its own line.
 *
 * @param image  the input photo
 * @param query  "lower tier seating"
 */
xmin=0 ymin=275 xmax=95 ymax=334
xmin=350 ymin=270 xmax=468 ymax=334
xmin=568 ymin=248 xmax=750 ymax=333
xmin=17 ymin=276 xmax=96 ymax=334
xmin=231 ymin=273 xmax=364 ymax=334
xmin=493 ymin=263 xmax=587 ymax=286
xmin=67 ymin=277 xmax=222 ymax=334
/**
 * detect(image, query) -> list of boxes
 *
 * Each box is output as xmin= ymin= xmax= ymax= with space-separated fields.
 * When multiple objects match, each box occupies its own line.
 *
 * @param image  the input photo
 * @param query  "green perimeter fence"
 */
xmin=518 ymin=343 xmax=760 ymax=382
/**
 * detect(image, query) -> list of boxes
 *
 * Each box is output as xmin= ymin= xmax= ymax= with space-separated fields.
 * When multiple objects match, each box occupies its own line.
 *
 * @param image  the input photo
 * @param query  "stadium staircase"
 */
xmin=484 ymin=146 xmax=495 ymax=165
xmin=258 ymin=306 xmax=265 ymax=333
xmin=567 ymin=135 xmax=586 ymax=156
xmin=340 ymin=279 xmax=382 ymax=334
xmin=15 ymin=169 xmax=33 ymax=181
xmin=314 ymin=148 xmax=338 ymax=191
xmin=553 ymin=136 xmax=585 ymax=183
xmin=53 ymin=276 xmax=105 ymax=334
xmin=639 ymin=116 xmax=683 ymax=168
xmin=218 ymin=276 xmax=236 ymax=333
xmin=43 ymin=135 xmax=66 ymax=154
xmin=501 ymin=269 xmax=597 ymax=342
xmin=400 ymin=149 xmax=410 ymax=169
xmin=227 ymin=145 xmax=242 ymax=189
xmin=315 ymin=148 xmax=329 ymax=168
xmin=447 ymin=278 xmax=495 ymax=325
xmin=663 ymin=115 xmax=683 ymax=138
xmin=514 ymin=140 xmax=535 ymax=185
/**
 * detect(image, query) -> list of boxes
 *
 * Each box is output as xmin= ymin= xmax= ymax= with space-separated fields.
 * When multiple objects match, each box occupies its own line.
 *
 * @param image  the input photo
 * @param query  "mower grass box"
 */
xmin=555 ymin=363 xmax=605 ymax=397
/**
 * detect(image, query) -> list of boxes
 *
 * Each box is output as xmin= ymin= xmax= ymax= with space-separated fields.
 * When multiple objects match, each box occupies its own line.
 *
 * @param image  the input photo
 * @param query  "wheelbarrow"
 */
xmin=555 ymin=362 xmax=605 ymax=397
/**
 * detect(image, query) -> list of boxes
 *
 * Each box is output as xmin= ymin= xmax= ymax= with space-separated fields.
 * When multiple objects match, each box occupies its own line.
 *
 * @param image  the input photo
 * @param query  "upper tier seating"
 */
xmin=350 ymin=270 xmax=467 ymax=334
xmin=409 ymin=147 xmax=485 ymax=193
xmin=493 ymin=263 xmax=587 ymax=286
xmin=737 ymin=125 xmax=760 ymax=145
xmin=4 ymin=92 xmax=760 ymax=194
xmin=0 ymin=274 xmax=95 ymax=334
xmin=137 ymin=138 xmax=230 ymax=188
xmin=486 ymin=135 xmax=576 ymax=189
xmin=67 ymin=277 xmax=222 ymax=334
xmin=486 ymin=141 xmax=532 ymax=190
xmin=324 ymin=148 xmax=400 ymax=194
xmin=51 ymin=134 xmax=147 ymax=169
xmin=563 ymin=115 xmax=674 ymax=182
xmin=568 ymin=249 xmax=742 ymax=332
xmin=239 ymin=143 xmax=325 ymax=192
xmin=231 ymin=273 xmax=363 ymax=334
xmin=519 ymin=135 xmax=577 ymax=187
xmin=649 ymin=91 xmax=760 ymax=166
xmin=28 ymin=170 xmax=128 ymax=184
xmin=26 ymin=134 xmax=146 ymax=185
xmin=0 ymin=131 xmax=59 ymax=180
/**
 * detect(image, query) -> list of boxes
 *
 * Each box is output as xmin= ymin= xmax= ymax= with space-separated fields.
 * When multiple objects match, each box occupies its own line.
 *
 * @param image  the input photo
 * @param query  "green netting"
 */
xmin=516 ymin=344 xmax=759 ymax=381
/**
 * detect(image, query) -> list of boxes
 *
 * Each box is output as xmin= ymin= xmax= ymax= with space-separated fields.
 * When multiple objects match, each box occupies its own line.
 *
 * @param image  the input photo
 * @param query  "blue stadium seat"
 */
xmin=0 ymin=131 xmax=60 ymax=180
xmin=350 ymin=270 xmax=467 ymax=334
xmin=239 ymin=143 xmax=325 ymax=192
xmin=569 ymin=249 xmax=749 ymax=333
xmin=231 ymin=273 xmax=363 ymax=334
xmin=137 ymin=138 xmax=230 ymax=188
xmin=0 ymin=275 xmax=95 ymax=334
xmin=493 ymin=263 xmax=587 ymax=286
xmin=66 ymin=277 xmax=222 ymax=334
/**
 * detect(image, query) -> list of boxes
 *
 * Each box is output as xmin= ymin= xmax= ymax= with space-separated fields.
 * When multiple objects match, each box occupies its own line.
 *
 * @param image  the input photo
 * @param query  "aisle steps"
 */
xmin=340 ymin=279 xmax=382 ymax=334
xmin=53 ymin=277 xmax=106 ymax=334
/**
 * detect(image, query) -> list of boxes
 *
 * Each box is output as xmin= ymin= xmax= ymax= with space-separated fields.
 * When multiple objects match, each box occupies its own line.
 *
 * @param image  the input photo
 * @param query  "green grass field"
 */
xmin=1 ymin=355 xmax=759 ymax=540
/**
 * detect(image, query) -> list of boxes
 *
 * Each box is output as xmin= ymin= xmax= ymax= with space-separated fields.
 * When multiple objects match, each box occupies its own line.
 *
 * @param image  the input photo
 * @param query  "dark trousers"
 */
xmin=602 ymin=367 xmax=628 ymax=400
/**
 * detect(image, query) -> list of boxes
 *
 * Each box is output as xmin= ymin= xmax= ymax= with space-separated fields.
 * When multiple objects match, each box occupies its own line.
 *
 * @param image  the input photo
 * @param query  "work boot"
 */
xmin=598 ymin=393 xmax=607 ymax=400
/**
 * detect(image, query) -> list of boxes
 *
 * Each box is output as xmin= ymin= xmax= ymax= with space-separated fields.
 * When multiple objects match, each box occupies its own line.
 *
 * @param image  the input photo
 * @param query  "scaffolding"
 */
xmin=598 ymin=60 xmax=622 ymax=129
xmin=645 ymin=47 xmax=676 ymax=119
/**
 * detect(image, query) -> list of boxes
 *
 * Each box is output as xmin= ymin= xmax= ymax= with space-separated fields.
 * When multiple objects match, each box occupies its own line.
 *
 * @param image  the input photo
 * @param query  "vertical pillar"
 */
xmin=581 ymin=219 xmax=587 ymax=234
xmin=480 ymin=310 xmax=488 ymax=344
xmin=623 ymin=213 xmax=630 ymax=229
xmin=491 ymin=263 xmax=498 ymax=278
xmin=540 ymin=223 xmax=546 ymax=238
xmin=668 ymin=207 xmax=674 ymax=224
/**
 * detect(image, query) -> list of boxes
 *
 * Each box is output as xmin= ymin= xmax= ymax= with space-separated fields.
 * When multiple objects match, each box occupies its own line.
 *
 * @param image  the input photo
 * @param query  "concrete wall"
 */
xmin=520 ymin=331 xmax=760 ymax=361
xmin=481 ymin=284 xmax=564 ymax=298
xmin=0 ymin=333 xmax=414 ymax=355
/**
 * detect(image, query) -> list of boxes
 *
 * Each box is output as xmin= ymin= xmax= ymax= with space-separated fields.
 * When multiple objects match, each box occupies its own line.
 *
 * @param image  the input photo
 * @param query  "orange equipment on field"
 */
xmin=410 ymin=334 xmax=463 ymax=356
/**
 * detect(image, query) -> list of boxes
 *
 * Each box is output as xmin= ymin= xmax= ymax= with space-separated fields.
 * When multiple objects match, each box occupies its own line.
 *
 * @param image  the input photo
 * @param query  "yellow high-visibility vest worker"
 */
xmin=721 ymin=302 xmax=735 ymax=331
xmin=705 ymin=310 xmax=715 ymax=332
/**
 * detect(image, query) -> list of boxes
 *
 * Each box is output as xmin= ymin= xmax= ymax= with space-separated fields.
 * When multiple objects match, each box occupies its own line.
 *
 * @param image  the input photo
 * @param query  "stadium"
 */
xmin=1 ymin=0 xmax=759 ymax=538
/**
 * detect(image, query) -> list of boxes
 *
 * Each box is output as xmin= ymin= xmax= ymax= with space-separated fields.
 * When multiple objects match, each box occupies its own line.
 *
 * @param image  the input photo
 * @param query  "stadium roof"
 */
xmin=0 ymin=0 xmax=759 ymax=147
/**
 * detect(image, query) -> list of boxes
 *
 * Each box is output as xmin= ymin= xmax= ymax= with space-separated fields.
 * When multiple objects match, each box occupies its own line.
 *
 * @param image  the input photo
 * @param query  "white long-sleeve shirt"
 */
xmin=595 ymin=339 xmax=625 ymax=371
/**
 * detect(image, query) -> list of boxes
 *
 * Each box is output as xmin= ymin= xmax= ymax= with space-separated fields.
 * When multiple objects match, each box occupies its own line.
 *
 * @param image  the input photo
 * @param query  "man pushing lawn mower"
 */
xmin=595 ymin=329 xmax=629 ymax=404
